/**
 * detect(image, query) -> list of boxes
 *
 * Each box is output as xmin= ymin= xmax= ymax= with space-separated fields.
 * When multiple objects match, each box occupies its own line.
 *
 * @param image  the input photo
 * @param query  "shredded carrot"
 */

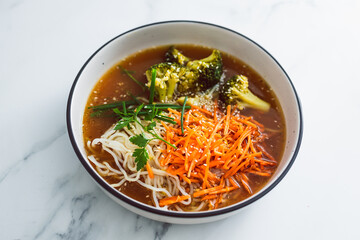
xmin=229 ymin=177 xmax=240 ymax=188
xmin=160 ymin=103 xmax=277 ymax=209
xmin=159 ymin=195 xmax=190 ymax=207
xmin=255 ymin=144 xmax=276 ymax=161
xmin=182 ymin=175 xmax=192 ymax=184
xmin=224 ymin=105 xmax=231 ymax=135
xmin=214 ymin=99 xmax=218 ymax=122
xmin=208 ymin=187 xmax=237 ymax=195
xmin=190 ymin=104 xmax=213 ymax=116
xmin=240 ymin=173 xmax=252 ymax=194
xmin=193 ymin=185 xmax=223 ymax=197
xmin=201 ymin=195 xmax=218 ymax=201
xmin=247 ymin=171 xmax=272 ymax=177
xmin=146 ymin=162 xmax=154 ymax=179
xmin=215 ymin=193 xmax=223 ymax=209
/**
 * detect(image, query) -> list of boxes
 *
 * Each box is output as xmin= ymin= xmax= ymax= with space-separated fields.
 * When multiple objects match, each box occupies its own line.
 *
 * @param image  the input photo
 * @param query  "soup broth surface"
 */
xmin=83 ymin=45 xmax=285 ymax=209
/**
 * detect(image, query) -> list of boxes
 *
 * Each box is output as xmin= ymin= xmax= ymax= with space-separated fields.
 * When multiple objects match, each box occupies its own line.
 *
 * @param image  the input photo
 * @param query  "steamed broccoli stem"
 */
xmin=165 ymin=46 xmax=190 ymax=65
xmin=197 ymin=50 xmax=220 ymax=63
xmin=231 ymin=87 xmax=270 ymax=111
xmin=154 ymin=74 xmax=177 ymax=102
xmin=166 ymin=74 xmax=178 ymax=100
xmin=146 ymin=63 xmax=182 ymax=102
xmin=177 ymin=96 xmax=201 ymax=106
xmin=156 ymin=82 xmax=167 ymax=102
xmin=220 ymin=75 xmax=270 ymax=112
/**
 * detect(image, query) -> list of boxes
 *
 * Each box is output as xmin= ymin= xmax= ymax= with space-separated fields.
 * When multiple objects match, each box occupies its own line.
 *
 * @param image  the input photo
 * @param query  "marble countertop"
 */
xmin=1 ymin=0 xmax=360 ymax=239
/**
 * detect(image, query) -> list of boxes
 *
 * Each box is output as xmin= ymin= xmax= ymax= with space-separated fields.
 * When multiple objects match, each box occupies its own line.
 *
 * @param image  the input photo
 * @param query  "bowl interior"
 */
xmin=68 ymin=21 xmax=301 ymax=215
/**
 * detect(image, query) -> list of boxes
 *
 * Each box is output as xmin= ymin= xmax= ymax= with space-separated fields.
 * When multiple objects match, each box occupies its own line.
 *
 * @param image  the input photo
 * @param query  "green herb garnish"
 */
xmin=132 ymin=147 xmax=149 ymax=170
xmin=145 ymin=121 xmax=156 ymax=131
xmin=129 ymin=121 xmax=176 ymax=170
xmin=130 ymin=132 xmax=149 ymax=148
xmin=114 ymin=116 xmax=134 ymax=130
xmin=89 ymin=67 xmax=192 ymax=170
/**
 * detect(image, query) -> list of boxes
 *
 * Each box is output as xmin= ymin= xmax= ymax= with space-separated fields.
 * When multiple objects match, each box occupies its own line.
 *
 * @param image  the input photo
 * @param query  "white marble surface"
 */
xmin=1 ymin=0 xmax=360 ymax=239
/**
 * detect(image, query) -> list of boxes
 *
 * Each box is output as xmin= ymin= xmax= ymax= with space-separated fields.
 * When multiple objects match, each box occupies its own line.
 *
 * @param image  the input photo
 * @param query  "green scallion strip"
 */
xmin=181 ymin=96 xmax=188 ymax=134
xmin=113 ymin=108 xmax=122 ymax=116
xmin=128 ymin=92 xmax=142 ymax=104
xmin=149 ymin=132 xmax=177 ymax=149
xmin=119 ymin=66 xmax=146 ymax=91
xmin=122 ymin=101 xmax=127 ymax=114
xmin=88 ymin=100 xmax=137 ymax=111
xmin=149 ymin=68 xmax=156 ymax=104
xmin=156 ymin=114 xmax=175 ymax=120
xmin=90 ymin=112 xmax=116 ymax=118
xmin=154 ymin=116 xmax=177 ymax=124
xmin=144 ymin=105 xmax=191 ymax=110
xmin=144 ymin=103 xmax=191 ymax=107
xmin=148 ymin=103 xmax=181 ymax=106
xmin=112 ymin=110 xmax=159 ymax=116
xmin=90 ymin=110 xmax=108 ymax=117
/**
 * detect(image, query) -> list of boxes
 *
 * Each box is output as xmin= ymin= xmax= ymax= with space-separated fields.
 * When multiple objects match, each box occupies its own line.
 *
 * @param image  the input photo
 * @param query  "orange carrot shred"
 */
xmin=159 ymin=195 xmax=190 ymax=207
xmin=146 ymin=162 xmax=154 ymax=179
xmin=190 ymin=104 xmax=213 ymax=116
xmin=158 ymin=100 xmax=277 ymax=209
xmin=201 ymin=195 xmax=218 ymax=201
xmin=224 ymin=105 xmax=231 ymax=135
xmin=214 ymin=99 xmax=218 ymax=122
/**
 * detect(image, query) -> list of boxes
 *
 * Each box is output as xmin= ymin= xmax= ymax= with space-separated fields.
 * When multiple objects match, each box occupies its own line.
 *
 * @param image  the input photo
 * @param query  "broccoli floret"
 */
xmin=165 ymin=46 xmax=190 ymax=65
xmin=165 ymin=47 xmax=223 ymax=93
xmin=220 ymin=75 xmax=270 ymax=112
xmin=177 ymin=96 xmax=201 ymax=106
xmin=184 ymin=50 xmax=223 ymax=92
xmin=145 ymin=62 xmax=187 ymax=102
xmin=146 ymin=48 xmax=224 ymax=102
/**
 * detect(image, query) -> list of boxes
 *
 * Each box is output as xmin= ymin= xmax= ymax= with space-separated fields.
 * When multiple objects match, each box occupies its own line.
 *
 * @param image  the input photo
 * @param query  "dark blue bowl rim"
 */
xmin=66 ymin=20 xmax=303 ymax=219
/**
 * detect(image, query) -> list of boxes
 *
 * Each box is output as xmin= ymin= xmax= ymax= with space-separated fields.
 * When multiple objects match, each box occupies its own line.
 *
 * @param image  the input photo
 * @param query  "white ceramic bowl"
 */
xmin=67 ymin=21 xmax=303 ymax=224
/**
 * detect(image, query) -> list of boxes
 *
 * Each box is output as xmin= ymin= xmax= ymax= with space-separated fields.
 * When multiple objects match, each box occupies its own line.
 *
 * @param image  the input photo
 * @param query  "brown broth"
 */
xmin=83 ymin=45 xmax=286 ymax=209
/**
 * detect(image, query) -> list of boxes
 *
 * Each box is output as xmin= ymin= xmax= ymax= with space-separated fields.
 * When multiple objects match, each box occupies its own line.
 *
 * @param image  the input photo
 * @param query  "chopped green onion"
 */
xmin=119 ymin=66 xmax=146 ymax=91
xmin=113 ymin=108 xmax=123 ymax=116
xmin=156 ymin=114 xmax=175 ymax=120
xmin=122 ymin=101 xmax=127 ymax=114
xmin=88 ymin=100 xmax=137 ymax=110
xmin=181 ymin=96 xmax=188 ymax=134
xmin=90 ymin=110 xmax=113 ymax=117
xmin=149 ymin=131 xmax=177 ymax=149
xmin=145 ymin=106 xmax=190 ymax=110
xmin=143 ymin=104 xmax=191 ymax=110
xmin=149 ymin=69 xmax=156 ymax=104
xmin=154 ymin=116 xmax=177 ymax=125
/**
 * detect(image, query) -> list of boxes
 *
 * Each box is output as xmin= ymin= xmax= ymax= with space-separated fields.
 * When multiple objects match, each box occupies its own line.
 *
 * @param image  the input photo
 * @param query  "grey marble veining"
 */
xmin=0 ymin=127 xmax=66 ymax=183
xmin=1 ymin=0 xmax=360 ymax=239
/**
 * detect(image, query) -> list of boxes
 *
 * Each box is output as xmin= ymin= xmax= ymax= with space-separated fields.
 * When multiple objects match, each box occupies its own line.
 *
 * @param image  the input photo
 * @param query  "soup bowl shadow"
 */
xmin=66 ymin=20 xmax=303 ymax=224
